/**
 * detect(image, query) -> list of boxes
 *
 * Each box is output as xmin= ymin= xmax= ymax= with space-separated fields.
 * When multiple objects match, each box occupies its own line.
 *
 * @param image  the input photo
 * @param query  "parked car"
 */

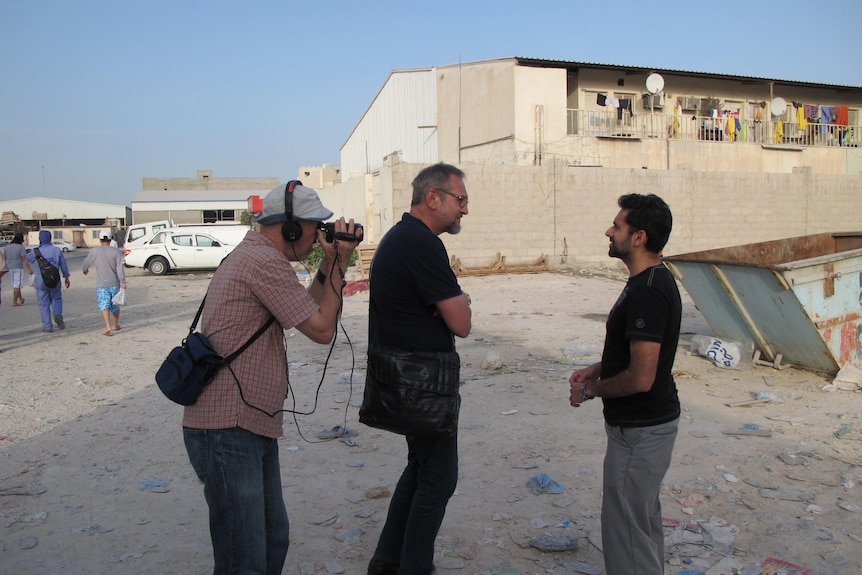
xmin=123 ymin=230 xmax=236 ymax=275
xmin=0 ymin=240 xmax=9 ymax=248
xmin=52 ymin=240 xmax=77 ymax=252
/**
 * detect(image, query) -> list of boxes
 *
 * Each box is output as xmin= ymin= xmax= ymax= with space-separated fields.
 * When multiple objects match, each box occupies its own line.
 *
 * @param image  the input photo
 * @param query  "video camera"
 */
xmin=320 ymin=222 xmax=364 ymax=243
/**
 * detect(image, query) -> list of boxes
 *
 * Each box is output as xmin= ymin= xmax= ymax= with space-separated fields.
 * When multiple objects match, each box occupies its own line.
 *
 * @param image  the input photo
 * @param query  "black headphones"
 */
xmin=281 ymin=180 xmax=304 ymax=242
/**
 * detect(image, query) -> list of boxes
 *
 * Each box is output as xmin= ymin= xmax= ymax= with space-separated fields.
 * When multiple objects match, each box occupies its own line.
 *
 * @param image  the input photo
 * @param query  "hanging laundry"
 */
xmin=804 ymin=104 xmax=818 ymax=120
xmin=597 ymin=93 xmax=607 ymax=106
xmin=836 ymin=106 xmax=849 ymax=126
xmin=797 ymin=105 xmax=808 ymax=131
xmin=617 ymin=99 xmax=631 ymax=121
xmin=821 ymin=106 xmax=832 ymax=136
xmin=774 ymin=120 xmax=784 ymax=144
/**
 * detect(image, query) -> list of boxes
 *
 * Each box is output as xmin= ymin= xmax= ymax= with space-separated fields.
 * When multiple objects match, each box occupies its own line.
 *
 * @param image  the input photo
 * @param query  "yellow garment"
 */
xmin=797 ymin=105 xmax=808 ymax=131
xmin=755 ymin=107 xmax=763 ymax=121
xmin=727 ymin=117 xmax=736 ymax=141
xmin=672 ymin=105 xmax=680 ymax=139
xmin=774 ymin=120 xmax=784 ymax=143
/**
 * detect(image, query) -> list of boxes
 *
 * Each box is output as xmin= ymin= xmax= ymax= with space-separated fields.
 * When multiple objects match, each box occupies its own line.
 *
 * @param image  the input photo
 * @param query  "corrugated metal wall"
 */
xmin=340 ymin=69 xmax=438 ymax=181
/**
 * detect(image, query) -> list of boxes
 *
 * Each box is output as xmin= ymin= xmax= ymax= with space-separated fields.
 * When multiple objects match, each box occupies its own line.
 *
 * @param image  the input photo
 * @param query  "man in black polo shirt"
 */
xmin=569 ymin=193 xmax=682 ymax=575
xmin=365 ymin=163 xmax=472 ymax=575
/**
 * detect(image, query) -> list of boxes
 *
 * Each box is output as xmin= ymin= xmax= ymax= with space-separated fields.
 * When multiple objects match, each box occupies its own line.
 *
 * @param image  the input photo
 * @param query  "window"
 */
xmin=203 ymin=210 xmax=236 ymax=223
xmin=172 ymin=235 xmax=194 ymax=247
xmin=196 ymin=235 xmax=220 ymax=247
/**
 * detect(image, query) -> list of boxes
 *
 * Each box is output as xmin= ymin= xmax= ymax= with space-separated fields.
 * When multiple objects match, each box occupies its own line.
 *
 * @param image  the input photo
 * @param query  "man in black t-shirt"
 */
xmin=365 ymin=163 xmax=472 ymax=575
xmin=569 ymin=193 xmax=682 ymax=575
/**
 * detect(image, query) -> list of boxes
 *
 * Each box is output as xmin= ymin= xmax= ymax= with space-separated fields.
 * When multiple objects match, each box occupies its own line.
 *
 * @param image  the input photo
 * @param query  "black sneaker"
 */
xmin=367 ymin=559 xmax=399 ymax=575
xmin=54 ymin=315 xmax=65 ymax=330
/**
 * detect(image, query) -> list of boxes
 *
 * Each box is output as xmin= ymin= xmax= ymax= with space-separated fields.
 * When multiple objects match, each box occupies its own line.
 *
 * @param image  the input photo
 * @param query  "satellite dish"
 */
xmin=771 ymin=97 xmax=787 ymax=117
xmin=645 ymin=73 xmax=665 ymax=94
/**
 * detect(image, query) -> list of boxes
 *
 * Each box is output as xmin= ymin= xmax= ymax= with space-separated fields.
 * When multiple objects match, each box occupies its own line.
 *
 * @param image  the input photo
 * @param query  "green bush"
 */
xmin=305 ymin=243 xmax=358 ymax=268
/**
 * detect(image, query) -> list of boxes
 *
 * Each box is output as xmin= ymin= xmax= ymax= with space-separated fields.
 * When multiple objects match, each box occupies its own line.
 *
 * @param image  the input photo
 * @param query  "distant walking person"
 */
xmin=569 ymin=193 xmax=682 ymax=575
xmin=6 ymin=233 xmax=35 ymax=306
xmin=82 ymin=232 xmax=126 ymax=336
xmin=26 ymin=230 xmax=71 ymax=333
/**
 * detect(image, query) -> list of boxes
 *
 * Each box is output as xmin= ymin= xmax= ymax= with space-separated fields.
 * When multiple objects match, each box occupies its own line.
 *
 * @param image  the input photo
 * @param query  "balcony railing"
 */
xmin=566 ymin=109 xmax=859 ymax=148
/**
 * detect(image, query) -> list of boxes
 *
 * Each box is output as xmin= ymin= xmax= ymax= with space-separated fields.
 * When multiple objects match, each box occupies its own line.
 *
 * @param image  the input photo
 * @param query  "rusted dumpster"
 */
xmin=664 ymin=232 xmax=862 ymax=374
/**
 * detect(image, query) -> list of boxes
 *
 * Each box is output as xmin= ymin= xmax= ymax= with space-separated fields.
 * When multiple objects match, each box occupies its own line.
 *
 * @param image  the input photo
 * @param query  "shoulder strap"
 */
xmin=223 ymin=316 xmax=276 ymax=365
xmin=190 ymin=294 xmax=275 ymax=365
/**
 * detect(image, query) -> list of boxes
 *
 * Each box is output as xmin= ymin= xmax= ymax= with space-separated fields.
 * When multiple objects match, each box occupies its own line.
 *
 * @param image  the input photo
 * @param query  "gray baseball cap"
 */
xmin=254 ymin=183 xmax=333 ymax=225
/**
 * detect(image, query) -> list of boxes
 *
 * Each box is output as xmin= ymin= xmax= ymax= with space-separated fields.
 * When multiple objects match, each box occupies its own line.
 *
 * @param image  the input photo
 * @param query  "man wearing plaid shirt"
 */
xmin=183 ymin=182 xmax=361 ymax=574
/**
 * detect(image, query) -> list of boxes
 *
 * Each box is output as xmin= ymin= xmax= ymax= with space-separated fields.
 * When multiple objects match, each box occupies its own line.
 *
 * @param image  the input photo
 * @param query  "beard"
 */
xmin=444 ymin=221 xmax=462 ymax=235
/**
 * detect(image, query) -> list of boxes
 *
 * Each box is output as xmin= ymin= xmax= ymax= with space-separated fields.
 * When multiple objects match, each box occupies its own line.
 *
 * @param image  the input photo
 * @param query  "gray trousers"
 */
xmin=601 ymin=418 xmax=679 ymax=575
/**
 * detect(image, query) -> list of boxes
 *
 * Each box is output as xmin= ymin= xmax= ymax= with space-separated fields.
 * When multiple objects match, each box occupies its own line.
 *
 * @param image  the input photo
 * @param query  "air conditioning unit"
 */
xmin=682 ymin=97 xmax=701 ymax=111
xmin=642 ymin=93 xmax=665 ymax=110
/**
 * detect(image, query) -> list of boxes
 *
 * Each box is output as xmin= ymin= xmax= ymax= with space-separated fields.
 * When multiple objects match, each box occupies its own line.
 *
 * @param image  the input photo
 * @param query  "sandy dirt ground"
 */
xmin=1 ymin=252 xmax=860 ymax=575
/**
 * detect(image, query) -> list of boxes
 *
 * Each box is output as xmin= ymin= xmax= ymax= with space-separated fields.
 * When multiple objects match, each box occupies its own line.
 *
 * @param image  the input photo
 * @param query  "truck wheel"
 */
xmin=148 ymin=256 xmax=169 ymax=275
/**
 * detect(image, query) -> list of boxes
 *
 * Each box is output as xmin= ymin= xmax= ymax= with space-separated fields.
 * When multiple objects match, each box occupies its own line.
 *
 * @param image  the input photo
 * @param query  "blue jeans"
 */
xmin=184 ymin=427 xmax=289 ymax=575
xmin=36 ymin=285 xmax=63 ymax=330
xmin=601 ymin=418 xmax=679 ymax=575
xmin=371 ymin=433 xmax=458 ymax=575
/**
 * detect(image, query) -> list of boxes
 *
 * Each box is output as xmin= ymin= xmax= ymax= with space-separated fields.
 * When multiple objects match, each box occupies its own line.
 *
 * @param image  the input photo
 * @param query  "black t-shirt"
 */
xmin=601 ymin=264 xmax=682 ymax=427
xmin=368 ymin=213 xmax=463 ymax=352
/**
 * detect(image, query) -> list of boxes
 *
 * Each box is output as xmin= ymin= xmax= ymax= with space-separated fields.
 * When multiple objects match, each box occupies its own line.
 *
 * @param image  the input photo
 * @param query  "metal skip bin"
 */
xmin=664 ymin=232 xmax=862 ymax=374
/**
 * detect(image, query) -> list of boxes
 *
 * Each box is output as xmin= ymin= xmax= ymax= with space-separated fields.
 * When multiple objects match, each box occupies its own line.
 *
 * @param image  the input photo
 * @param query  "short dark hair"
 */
xmin=411 ymin=163 xmax=465 ymax=206
xmin=618 ymin=193 xmax=672 ymax=254
xmin=12 ymin=233 xmax=24 ymax=244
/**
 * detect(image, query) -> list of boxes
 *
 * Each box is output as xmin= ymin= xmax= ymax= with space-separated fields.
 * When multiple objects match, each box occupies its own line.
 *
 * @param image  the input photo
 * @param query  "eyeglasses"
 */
xmin=434 ymin=188 xmax=469 ymax=208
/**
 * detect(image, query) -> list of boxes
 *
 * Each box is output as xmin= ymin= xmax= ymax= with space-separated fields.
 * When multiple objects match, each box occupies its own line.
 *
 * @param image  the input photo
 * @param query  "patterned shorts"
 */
xmin=97 ymin=286 xmax=121 ymax=312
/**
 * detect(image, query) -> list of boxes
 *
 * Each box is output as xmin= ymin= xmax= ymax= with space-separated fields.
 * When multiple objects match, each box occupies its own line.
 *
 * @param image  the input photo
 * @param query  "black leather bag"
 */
xmin=359 ymin=346 xmax=461 ymax=437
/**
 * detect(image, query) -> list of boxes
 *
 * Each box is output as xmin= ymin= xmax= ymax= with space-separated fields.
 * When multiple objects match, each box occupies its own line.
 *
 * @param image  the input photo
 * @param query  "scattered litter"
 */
xmin=22 ymin=511 xmax=47 ymax=523
xmin=334 ymin=528 xmax=363 ymax=543
xmin=283 ymin=445 xmax=300 ymax=451
xmin=310 ymin=513 xmax=338 ymax=526
xmin=824 ymin=363 xmax=862 ymax=391
xmin=722 ymin=428 xmax=772 ymax=438
xmin=501 ymin=409 xmax=518 ymax=415
xmin=805 ymin=504 xmax=825 ymax=514
xmin=760 ymin=557 xmax=811 ymax=575
xmin=841 ymin=467 xmax=862 ymax=488
xmin=365 ymin=486 xmax=390 ymax=499
xmin=325 ymin=560 xmax=346 ymax=573
xmin=838 ymin=501 xmax=860 ymax=512
xmin=317 ymin=426 xmax=358 ymax=439
xmin=437 ymin=557 xmax=467 ymax=569
xmin=482 ymin=351 xmax=503 ymax=370
xmin=19 ymin=536 xmax=38 ymax=549
xmin=0 ymin=484 xmax=47 ymax=496
xmin=340 ymin=437 xmax=358 ymax=447
xmin=758 ymin=488 xmax=814 ymax=502
xmin=834 ymin=423 xmax=854 ymax=438
xmin=529 ymin=535 xmax=578 ymax=552
xmin=690 ymin=335 xmax=753 ymax=370
xmin=525 ymin=473 xmax=564 ymax=495
xmin=345 ymin=459 xmax=363 ymax=468
xmin=755 ymin=390 xmax=783 ymax=403
xmin=530 ymin=517 xmax=553 ymax=528
xmin=137 ymin=478 xmax=170 ymax=493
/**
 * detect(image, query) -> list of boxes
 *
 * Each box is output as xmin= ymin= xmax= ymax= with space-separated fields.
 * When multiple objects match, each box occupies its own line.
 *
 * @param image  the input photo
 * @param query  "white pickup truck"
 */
xmin=123 ymin=230 xmax=237 ymax=275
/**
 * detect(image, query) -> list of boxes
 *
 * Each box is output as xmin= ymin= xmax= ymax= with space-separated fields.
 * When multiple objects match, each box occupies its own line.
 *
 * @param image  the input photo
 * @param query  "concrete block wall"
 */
xmin=369 ymin=160 xmax=862 ymax=268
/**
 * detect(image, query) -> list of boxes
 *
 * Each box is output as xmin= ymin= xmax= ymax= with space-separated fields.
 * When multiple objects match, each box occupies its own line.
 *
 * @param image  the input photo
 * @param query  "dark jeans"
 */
xmin=371 ymin=433 xmax=458 ymax=575
xmin=184 ymin=427 xmax=289 ymax=575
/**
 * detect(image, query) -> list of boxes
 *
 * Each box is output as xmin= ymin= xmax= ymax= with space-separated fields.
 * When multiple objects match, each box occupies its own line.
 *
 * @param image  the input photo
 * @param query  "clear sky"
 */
xmin=2 ymin=0 xmax=860 ymax=206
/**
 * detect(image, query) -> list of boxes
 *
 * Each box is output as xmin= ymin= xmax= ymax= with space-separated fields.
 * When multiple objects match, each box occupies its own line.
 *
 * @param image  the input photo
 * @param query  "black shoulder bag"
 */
xmin=155 ymin=296 xmax=275 ymax=406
